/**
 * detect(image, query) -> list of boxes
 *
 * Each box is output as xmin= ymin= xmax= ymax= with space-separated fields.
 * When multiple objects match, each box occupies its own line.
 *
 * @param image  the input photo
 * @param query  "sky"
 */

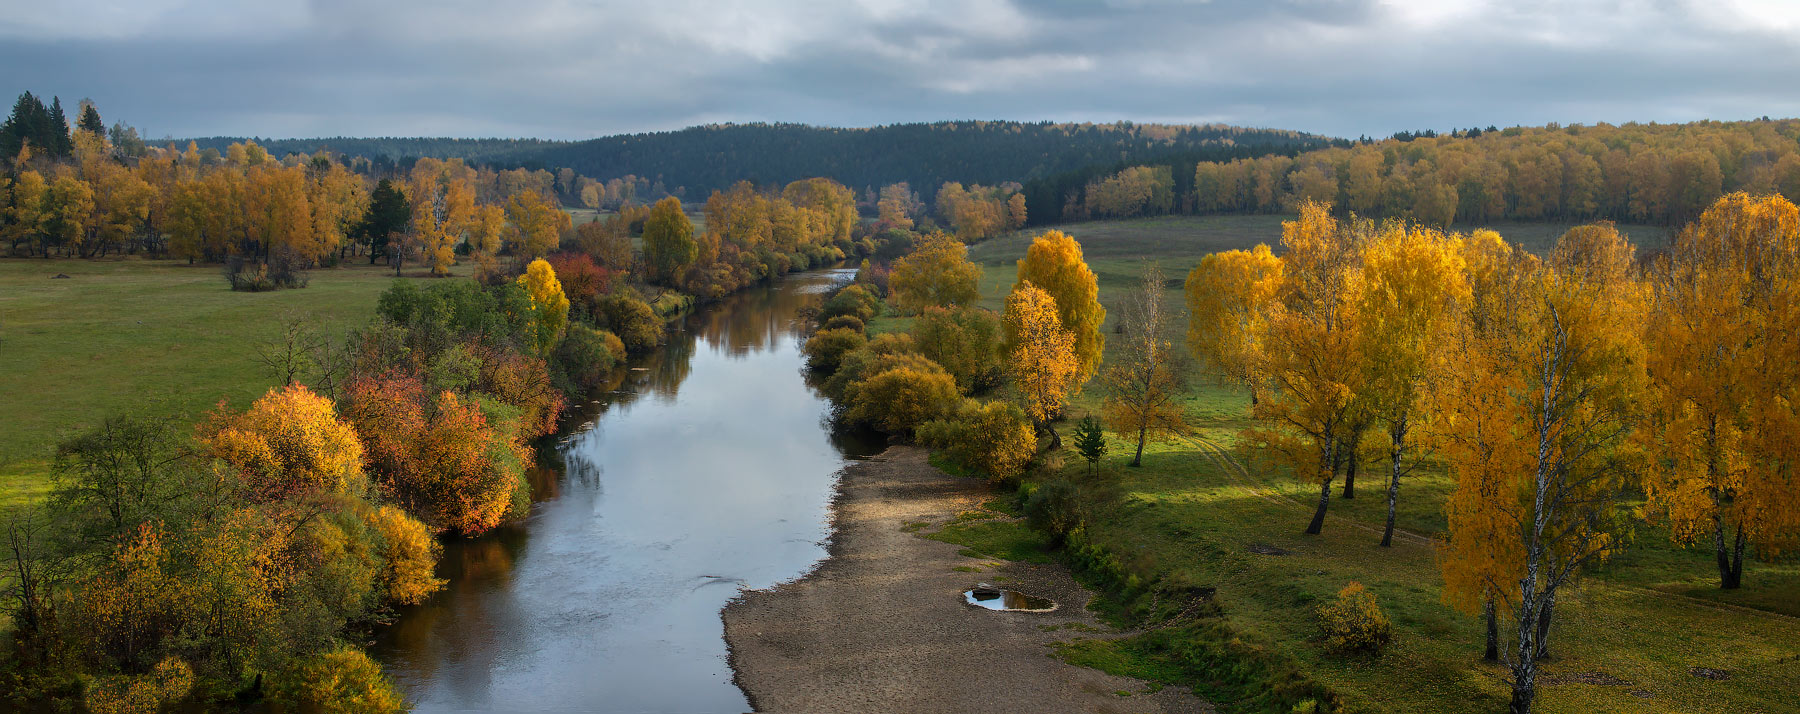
xmin=3 ymin=0 xmax=1799 ymax=141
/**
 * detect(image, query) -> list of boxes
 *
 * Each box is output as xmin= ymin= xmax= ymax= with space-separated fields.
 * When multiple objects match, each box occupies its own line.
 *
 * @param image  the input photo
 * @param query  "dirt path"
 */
xmin=723 ymin=446 xmax=1211 ymax=714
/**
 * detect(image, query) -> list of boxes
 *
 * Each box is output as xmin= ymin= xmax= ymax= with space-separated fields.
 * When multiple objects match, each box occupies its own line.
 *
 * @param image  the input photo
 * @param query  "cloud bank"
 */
xmin=3 ymin=0 xmax=1797 ymax=139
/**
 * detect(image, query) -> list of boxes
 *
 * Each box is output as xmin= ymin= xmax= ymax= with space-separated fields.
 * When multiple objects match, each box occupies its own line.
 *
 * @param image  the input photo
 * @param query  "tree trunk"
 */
xmin=1512 ymin=584 xmax=1541 ymax=714
xmin=1305 ymin=476 xmax=1331 ymax=535
xmin=1726 ymin=526 xmax=1745 ymax=589
xmin=1381 ymin=455 xmax=1400 ymax=547
xmin=1715 ymin=514 xmax=1741 ymax=589
xmin=1382 ymin=416 xmax=1405 ymax=547
xmin=1342 ymin=446 xmax=1358 ymax=499
xmin=1534 ymin=591 xmax=1555 ymax=661
xmin=1483 ymin=598 xmax=1499 ymax=662
xmin=1131 ymin=427 xmax=1145 ymax=467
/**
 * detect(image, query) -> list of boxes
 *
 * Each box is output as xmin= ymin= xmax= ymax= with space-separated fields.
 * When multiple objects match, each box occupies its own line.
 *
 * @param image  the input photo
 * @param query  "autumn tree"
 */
xmin=343 ymin=374 xmax=528 ymax=535
xmin=1437 ymin=225 xmax=1646 ymax=714
xmin=1102 ymin=263 xmax=1189 ymax=466
xmin=201 ymin=384 xmax=366 ymax=502
xmin=517 ymin=258 xmax=571 ymax=356
xmin=889 ymin=232 xmax=982 ymax=313
xmin=1355 ymin=225 xmax=1467 ymax=546
xmin=877 ymin=182 xmax=916 ymax=229
xmin=507 ymin=189 xmax=569 ymax=262
xmin=1012 ymin=230 xmax=1105 ymax=385
xmin=642 ymin=196 xmax=696 ymax=284
xmin=1185 ymin=244 xmax=1284 ymax=405
xmin=912 ymin=306 xmax=1003 ymax=393
xmin=1245 ymin=201 xmax=1365 ymax=535
xmin=1643 ymin=193 xmax=1800 ymax=589
xmin=1003 ymin=282 xmax=1079 ymax=433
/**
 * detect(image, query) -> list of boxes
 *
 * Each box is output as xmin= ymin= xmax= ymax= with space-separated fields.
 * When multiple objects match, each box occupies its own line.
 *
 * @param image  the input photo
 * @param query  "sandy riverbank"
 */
xmin=722 ymin=446 xmax=1211 ymax=713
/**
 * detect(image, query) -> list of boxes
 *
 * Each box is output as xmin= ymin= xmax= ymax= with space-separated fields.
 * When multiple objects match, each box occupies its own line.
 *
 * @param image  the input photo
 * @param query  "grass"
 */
xmin=0 ymin=257 xmax=461 ymax=512
xmin=890 ymin=214 xmax=1800 ymax=713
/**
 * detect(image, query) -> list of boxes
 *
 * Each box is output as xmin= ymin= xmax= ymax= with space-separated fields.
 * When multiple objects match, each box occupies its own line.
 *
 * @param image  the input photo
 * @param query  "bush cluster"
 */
xmin=1317 ymin=582 xmax=1393 ymax=654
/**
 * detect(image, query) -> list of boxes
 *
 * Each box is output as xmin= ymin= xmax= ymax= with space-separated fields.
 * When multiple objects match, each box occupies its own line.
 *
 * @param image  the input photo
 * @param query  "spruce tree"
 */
xmin=0 ymin=92 xmax=40 ymax=160
xmin=48 ymin=96 xmax=71 ymax=156
xmin=1073 ymin=416 xmax=1107 ymax=477
xmin=77 ymin=101 xmax=104 ymax=136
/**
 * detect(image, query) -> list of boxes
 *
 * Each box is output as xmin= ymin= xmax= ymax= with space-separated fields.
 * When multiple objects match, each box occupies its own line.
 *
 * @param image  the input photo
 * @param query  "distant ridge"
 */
xmin=182 ymin=120 xmax=1342 ymax=198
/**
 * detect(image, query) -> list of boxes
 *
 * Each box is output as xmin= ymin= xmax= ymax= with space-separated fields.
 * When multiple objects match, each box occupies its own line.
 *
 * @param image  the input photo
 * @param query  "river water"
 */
xmin=370 ymin=269 xmax=881 ymax=713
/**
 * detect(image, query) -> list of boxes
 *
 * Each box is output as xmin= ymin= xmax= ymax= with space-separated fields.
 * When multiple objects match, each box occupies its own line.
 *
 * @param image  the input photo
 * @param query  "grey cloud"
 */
xmin=3 ymin=0 xmax=1797 ymax=140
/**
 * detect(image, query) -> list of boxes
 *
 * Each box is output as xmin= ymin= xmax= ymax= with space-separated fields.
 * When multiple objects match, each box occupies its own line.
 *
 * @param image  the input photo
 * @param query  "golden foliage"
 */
xmin=366 ymin=505 xmax=444 ymax=606
xmin=1317 ymin=582 xmax=1393 ymax=653
xmin=1003 ymin=282 xmax=1079 ymax=425
xmin=1642 ymin=193 xmax=1800 ymax=579
xmin=517 ymin=258 xmax=571 ymax=356
xmin=269 ymin=646 xmax=406 ymax=714
xmin=202 ymin=384 xmax=365 ymax=501
xmin=918 ymin=400 xmax=1037 ymax=481
xmin=1012 ymin=230 xmax=1105 ymax=384
xmin=889 ymin=232 xmax=982 ymax=313
xmin=846 ymin=362 xmax=961 ymax=435
xmin=1184 ymin=243 xmax=1284 ymax=397
xmin=506 ymin=189 xmax=569 ymax=261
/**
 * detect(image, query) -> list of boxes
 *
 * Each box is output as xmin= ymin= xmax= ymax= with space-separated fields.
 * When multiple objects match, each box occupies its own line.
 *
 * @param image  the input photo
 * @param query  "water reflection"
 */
xmin=371 ymin=269 xmax=883 ymax=712
xmin=964 ymin=587 xmax=1057 ymax=612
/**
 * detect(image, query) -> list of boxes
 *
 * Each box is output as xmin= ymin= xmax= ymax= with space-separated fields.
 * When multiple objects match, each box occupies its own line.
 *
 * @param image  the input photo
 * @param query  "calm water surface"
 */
xmin=370 ymin=269 xmax=881 ymax=713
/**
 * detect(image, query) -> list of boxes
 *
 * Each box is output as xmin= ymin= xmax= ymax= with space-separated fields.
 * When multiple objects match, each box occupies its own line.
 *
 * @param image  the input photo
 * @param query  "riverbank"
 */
xmin=723 ymin=446 xmax=1210 ymax=713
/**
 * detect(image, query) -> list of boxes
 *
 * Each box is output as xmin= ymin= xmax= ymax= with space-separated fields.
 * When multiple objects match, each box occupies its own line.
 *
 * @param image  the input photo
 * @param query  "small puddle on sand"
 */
xmin=964 ymin=586 xmax=1056 ymax=612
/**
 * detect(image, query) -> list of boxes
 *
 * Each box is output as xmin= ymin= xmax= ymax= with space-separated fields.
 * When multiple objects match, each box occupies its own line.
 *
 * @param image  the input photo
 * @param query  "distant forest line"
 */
xmin=182 ymin=121 xmax=1341 ymax=203
xmin=181 ymin=117 xmax=1800 ymax=232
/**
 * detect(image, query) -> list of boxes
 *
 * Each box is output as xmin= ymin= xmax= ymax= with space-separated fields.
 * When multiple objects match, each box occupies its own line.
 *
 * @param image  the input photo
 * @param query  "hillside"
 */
xmin=185 ymin=120 xmax=1340 ymax=198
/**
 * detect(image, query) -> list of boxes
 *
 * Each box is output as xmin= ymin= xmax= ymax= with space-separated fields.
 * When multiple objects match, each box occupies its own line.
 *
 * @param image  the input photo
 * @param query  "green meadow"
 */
xmin=0 ymin=258 xmax=458 ymax=512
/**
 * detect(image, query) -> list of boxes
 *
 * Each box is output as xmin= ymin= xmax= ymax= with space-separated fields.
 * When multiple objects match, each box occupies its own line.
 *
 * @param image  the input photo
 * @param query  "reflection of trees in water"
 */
xmin=373 ymin=525 xmax=527 ymax=686
xmin=563 ymin=449 xmax=603 ymax=488
xmin=686 ymin=272 xmax=852 ymax=357
xmin=644 ymin=329 xmax=695 ymax=404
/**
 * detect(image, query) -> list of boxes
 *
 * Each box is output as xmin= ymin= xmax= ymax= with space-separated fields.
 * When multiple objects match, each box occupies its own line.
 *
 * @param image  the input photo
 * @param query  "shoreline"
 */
xmin=721 ymin=445 xmax=1211 ymax=713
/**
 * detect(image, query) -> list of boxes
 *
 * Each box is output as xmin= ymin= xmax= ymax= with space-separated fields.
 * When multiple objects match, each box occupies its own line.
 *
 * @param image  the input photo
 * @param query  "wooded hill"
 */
xmin=184 ymin=121 xmax=1340 ymax=198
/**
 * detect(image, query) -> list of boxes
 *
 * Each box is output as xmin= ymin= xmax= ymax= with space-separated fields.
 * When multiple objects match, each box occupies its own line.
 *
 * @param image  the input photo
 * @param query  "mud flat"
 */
xmin=723 ymin=446 xmax=1211 ymax=713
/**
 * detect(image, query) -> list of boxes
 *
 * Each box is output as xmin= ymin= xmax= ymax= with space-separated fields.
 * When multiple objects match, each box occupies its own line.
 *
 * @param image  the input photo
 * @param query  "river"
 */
xmin=370 ymin=268 xmax=882 ymax=713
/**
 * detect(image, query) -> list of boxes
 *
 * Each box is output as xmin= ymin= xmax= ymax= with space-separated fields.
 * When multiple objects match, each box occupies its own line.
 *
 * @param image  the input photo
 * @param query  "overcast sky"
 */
xmin=4 ymin=0 xmax=1798 ymax=141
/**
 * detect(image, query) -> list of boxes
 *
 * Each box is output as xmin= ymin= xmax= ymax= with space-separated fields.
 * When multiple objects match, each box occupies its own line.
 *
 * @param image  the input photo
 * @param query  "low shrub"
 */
xmin=267 ymin=646 xmax=405 ymax=714
xmin=821 ymin=283 xmax=882 ymax=324
xmin=1024 ymin=478 xmax=1083 ymax=546
xmin=553 ymin=323 xmax=622 ymax=392
xmin=804 ymin=328 xmax=867 ymax=373
xmin=820 ymin=315 xmax=865 ymax=334
xmin=595 ymin=294 xmax=664 ymax=353
xmin=1317 ymin=582 xmax=1393 ymax=654
xmin=844 ymin=361 xmax=959 ymax=435
xmin=917 ymin=400 xmax=1035 ymax=481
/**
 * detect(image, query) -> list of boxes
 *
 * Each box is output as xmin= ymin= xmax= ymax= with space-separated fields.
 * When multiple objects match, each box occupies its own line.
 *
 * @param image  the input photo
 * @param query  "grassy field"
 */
xmin=0 ymin=258 xmax=460 ymax=512
xmin=885 ymin=214 xmax=1800 ymax=713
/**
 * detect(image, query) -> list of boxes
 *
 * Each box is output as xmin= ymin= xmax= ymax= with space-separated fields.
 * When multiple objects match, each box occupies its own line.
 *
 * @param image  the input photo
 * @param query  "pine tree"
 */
xmin=77 ymin=101 xmax=104 ymax=136
xmin=0 ymin=92 xmax=40 ymax=160
xmin=1072 ymin=416 xmax=1107 ymax=476
xmin=48 ymin=97 xmax=71 ymax=156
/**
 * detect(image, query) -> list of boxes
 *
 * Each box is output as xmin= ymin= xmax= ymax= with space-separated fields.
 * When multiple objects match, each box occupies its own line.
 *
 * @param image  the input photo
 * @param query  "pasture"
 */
xmin=0 ymin=258 xmax=456 ymax=511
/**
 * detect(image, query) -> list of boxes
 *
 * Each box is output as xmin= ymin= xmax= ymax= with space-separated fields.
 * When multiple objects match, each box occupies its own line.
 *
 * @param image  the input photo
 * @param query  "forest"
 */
xmin=185 ymin=120 xmax=1339 ymax=203
xmin=1029 ymin=119 xmax=1800 ymax=230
